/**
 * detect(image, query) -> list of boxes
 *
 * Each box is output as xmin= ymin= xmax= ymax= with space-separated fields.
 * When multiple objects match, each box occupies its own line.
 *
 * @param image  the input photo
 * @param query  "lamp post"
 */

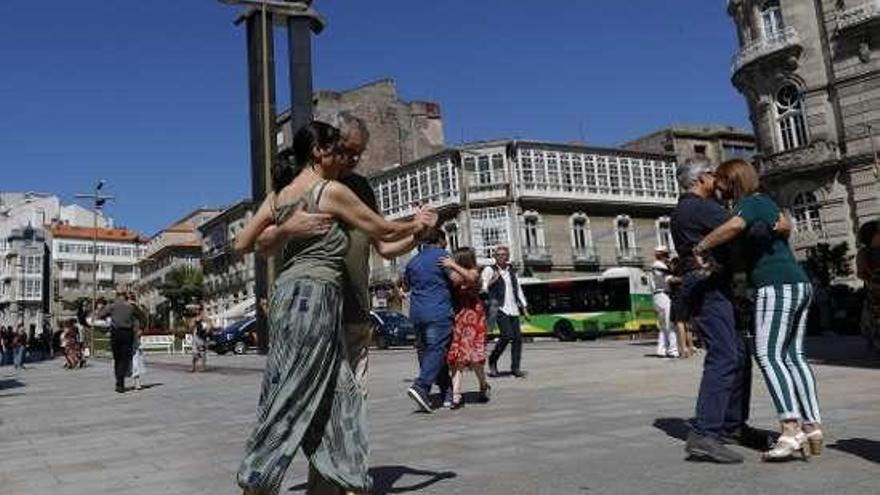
xmin=218 ymin=0 xmax=325 ymax=354
xmin=75 ymin=179 xmax=114 ymax=358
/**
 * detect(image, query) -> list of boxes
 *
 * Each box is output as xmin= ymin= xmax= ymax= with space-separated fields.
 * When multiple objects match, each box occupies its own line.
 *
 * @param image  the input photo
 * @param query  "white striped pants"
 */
xmin=754 ymin=283 xmax=822 ymax=423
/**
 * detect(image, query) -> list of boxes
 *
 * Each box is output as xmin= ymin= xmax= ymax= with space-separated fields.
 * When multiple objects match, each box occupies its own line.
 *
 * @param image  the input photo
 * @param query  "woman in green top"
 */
xmin=694 ymin=159 xmax=823 ymax=462
xmin=233 ymin=121 xmax=432 ymax=495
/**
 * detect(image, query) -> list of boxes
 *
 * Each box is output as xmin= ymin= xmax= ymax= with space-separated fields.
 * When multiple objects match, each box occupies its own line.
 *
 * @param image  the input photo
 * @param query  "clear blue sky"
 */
xmin=0 ymin=1 xmax=748 ymax=235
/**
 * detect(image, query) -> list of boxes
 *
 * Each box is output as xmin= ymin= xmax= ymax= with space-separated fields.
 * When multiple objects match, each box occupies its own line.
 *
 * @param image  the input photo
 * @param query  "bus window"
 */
xmin=522 ymin=277 xmax=630 ymax=314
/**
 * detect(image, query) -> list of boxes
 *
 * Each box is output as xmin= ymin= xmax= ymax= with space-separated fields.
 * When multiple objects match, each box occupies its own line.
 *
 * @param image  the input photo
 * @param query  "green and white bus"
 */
xmin=488 ymin=267 xmax=658 ymax=341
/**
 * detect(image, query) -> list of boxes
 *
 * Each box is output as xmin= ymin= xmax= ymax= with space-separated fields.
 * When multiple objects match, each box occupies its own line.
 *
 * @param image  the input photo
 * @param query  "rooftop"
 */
xmin=51 ymin=224 xmax=145 ymax=243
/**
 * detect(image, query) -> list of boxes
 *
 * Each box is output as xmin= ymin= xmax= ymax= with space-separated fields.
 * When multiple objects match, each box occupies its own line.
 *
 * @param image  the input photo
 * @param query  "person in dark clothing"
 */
xmin=96 ymin=290 xmax=138 ymax=393
xmin=671 ymin=159 xmax=747 ymax=464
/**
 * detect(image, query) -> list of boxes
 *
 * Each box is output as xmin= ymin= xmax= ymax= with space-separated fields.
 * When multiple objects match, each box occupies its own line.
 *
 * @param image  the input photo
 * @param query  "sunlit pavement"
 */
xmin=0 ymin=336 xmax=878 ymax=495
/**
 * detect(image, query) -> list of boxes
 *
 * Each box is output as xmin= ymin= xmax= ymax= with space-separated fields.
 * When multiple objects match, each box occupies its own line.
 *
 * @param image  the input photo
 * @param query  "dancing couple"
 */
xmin=672 ymin=158 xmax=824 ymax=464
xmin=234 ymin=118 xmax=437 ymax=495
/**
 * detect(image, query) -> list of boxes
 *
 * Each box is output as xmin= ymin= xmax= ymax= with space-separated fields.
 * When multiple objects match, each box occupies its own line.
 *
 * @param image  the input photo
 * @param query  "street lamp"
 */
xmin=75 ymin=180 xmax=114 ymax=358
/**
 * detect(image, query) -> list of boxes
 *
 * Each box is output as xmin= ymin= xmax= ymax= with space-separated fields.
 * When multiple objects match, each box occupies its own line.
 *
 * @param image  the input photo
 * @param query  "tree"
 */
xmin=802 ymin=242 xmax=853 ymax=287
xmin=159 ymin=266 xmax=204 ymax=330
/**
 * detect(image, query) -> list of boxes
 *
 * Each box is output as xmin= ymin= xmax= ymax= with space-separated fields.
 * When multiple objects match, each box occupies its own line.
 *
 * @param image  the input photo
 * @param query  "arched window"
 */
xmin=761 ymin=1 xmax=784 ymax=37
xmin=655 ymin=216 xmax=675 ymax=252
xmin=776 ymin=85 xmax=809 ymax=151
xmin=522 ymin=211 xmax=547 ymax=257
xmin=570 ymin=213 xmax=594 ymax=258
xmin=792 ymin=192 xmax=823 ymax=233
xmin=443 ymin=221 xmax=460 ymax=252
xmin=615 ymin=215 xmax=637 ymax=257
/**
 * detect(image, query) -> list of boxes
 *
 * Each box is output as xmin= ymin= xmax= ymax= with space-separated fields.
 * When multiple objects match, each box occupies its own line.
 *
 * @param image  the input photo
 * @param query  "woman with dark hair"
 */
xmin=694 ymin=159 xmax=823 ymax=461
xmin=233 ymin=121 xmax=431 ymax=495
xmin=440 ymin=247 xmax=490 ymax=409
xmin=857 ymin=219 xmax=880 ymax=353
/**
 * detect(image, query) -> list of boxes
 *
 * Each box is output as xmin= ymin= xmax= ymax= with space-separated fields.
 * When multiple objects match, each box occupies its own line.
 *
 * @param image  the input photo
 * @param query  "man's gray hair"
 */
xmin=316 ymin=111 xmax=370 ymax=142
xmin=677 ymin=158 xmax=715 ymax=190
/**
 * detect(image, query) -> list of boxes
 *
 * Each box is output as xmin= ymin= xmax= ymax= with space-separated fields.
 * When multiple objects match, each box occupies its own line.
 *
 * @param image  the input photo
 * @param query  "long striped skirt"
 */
xmin=237 ymin=276 xmax=371 ymax=495
xmin=753 ymin=282 xmax=822 ymax=424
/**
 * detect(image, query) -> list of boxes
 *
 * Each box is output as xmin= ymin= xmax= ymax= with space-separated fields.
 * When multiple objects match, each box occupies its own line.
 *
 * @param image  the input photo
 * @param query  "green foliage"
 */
xmin=802 ymin=242 xmax=853 ymax=287
xmin=158 ymin=266 xmax=204 ymax=326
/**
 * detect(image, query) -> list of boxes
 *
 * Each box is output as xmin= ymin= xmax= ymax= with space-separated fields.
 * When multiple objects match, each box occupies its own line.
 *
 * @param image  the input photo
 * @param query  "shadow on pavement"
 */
xmin=829 ymin=438 xmax=880 ymax=463
xmin=0 ymin=378 xmax=25 ymax=390
xmin=806 ymin=336 xmax=880 ymax=370
xmin=653 ymin=417 xmax=692 ymax=441
xmin=289 ymin=466 xmax=457 ymax=494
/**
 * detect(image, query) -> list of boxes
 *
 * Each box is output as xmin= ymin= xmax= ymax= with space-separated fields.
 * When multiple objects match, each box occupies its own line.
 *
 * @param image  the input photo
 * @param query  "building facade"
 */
xmin=197 ymin=200 xmax=256 ymax=327
xmin=277 ymin=79 xmax=445 ymax=176
xmin=137 ymin=209 xmax=220 ymax=318
xmin=0 ymin=226 xmax=51 ymax=334
xmin=727 ymin=0 xmax=880 ymax=258
xmin=623 ymin=125 xmax=757 ymax=168
xmin=50 ymin=225 xmax=146 ymax=323
xmin=369 ymin=140 xmax=679 ymax=285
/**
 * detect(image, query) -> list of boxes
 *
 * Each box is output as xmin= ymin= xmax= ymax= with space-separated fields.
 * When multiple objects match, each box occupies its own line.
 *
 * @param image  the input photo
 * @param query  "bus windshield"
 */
xmin=522 ymin=277 xmax=630 ymax=314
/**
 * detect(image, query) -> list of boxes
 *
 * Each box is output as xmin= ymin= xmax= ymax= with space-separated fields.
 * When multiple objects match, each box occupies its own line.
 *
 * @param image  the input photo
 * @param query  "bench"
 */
xmin=182 ymin=334 xmax=193 ymax=354
xmin=140 ymin=335 xmax=175 ymax=354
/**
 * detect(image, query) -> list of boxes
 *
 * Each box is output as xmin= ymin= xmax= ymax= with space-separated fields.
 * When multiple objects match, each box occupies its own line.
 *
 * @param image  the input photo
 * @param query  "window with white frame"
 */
xmin=761 ymin=1 xmax=784 ymax=37
xmin=471 ymin=207 xmax=510 ymax=258
xmin=792 ymin=192 xmax=823 ymax=233
xmin=615 ymin=215 xmax=637 ymax=256
xmin=775 ymin=85 xmax=809 ymax=151
xmin=476 ymin=155 xmax=491 ymax=185
xmin=443 ymin=221 xmax=460 ymax=252
xmin=570 ymin=213 xmax=594 ymax=257
xmin=655 ymin=216 xmax=675 ymax=252
xmin=522 ymin=211 xmax=544 ymax=254
xmin=24 ymin=255 xmax=41 ymax=274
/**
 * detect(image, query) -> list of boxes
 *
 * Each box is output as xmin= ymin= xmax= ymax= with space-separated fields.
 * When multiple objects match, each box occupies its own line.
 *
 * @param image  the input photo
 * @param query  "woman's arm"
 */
xmin=234 ymin=196 xmax=275 ymax=255
xmin=694 ymin=216 xmax=747 ymax=256
xmin=439 ymin=257 xmax=480 ymax=287
xmin=321 ymin=182 xmax=425 ymax=242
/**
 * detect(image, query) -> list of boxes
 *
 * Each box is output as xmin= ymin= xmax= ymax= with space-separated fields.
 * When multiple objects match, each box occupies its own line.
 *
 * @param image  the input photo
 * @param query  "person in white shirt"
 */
xmin=481 ymin=246 xmax=529 ymax=378
xmin=651 ymin=247 xmax=679 ymax=358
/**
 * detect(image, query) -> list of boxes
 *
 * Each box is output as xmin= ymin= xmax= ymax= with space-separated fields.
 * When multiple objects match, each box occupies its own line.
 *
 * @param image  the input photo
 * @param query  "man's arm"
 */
xmin=480 ymin=266 xmax=496 ymax=293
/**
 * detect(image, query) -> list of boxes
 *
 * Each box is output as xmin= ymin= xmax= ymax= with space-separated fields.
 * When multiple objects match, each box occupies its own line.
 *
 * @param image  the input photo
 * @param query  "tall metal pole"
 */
xmin=288 ymin=15 xmax=314 ymax=136
xmin=76 ymin=180 xmax=112 ymax=358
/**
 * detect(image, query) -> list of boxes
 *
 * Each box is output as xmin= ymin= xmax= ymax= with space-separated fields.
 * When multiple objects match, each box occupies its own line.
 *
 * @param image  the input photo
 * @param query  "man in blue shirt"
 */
xmin=405 ymin=227 xmax=454 ymax=412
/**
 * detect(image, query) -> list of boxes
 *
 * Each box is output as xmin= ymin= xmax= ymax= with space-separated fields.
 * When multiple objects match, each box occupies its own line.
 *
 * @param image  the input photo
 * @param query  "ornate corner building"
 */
xmin=728 ymin=0 xmax=880 ymax=257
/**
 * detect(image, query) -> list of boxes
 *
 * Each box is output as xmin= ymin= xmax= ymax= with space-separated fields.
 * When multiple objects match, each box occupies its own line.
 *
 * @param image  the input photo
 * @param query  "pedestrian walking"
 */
xmin=12 ymin=325 xmax=26 ymax=370
xmin=190 ymin=306 xmax=210 ymax=373
xmin=441 ymin=247 xmax=491 ymax=409
xmin=131 ymin=337 xmax=145 ymax=390
xmin=695 ymin=158 xmax=824 ymax=461
xmin=483 ymin=246 xmax=529 ymax=378
xmin=95 ymin=290 xmax=138 ymax=393
xmin=652 ymin=247 xmax=679 ymax=358
xmin=0 ymin=326 xmax=11 ymax=366
xmin=857 ymin=219 xmax=880 ymax=354
xmin=62 ymin=319 xmax=79 ymax=369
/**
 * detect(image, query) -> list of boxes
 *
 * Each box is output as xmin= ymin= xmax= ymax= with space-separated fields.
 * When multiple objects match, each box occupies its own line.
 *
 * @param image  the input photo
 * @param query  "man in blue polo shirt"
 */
xmin=405 ymin=227 xmax=454 ymax=412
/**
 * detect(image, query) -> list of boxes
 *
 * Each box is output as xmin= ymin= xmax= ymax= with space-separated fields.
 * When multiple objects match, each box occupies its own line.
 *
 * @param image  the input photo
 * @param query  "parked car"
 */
xmin=209 ymin=317 xmax=257 ymax=355
xmin=369 ymin=310 xmax=416 ymax=349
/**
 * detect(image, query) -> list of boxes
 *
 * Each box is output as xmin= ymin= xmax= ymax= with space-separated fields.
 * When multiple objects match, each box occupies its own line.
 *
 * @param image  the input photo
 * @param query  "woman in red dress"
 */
xmin=440 ymin=247 xmax=491 ymax=409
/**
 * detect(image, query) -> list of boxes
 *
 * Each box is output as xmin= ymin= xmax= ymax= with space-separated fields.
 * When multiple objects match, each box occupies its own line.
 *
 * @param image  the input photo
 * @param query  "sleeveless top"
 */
xmin=272 ymin=179 xmax=350 ymax=287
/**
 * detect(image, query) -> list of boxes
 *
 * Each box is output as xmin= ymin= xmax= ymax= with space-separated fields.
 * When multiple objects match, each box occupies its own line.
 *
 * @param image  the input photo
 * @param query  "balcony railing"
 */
xmin=732 ymin=26 xmax=801 ymax=74
xmin=572 ymin=246 xmax=600 ymax=265
xmin=756 ymin=140 xmax=840 ymax=176
xmin=522 ymin=245 xmax=552 ymax=264
xmin=837 ymin=0 xmax=880 ymax=32
xmin=616 ymin=247 xmax=644 ymax=267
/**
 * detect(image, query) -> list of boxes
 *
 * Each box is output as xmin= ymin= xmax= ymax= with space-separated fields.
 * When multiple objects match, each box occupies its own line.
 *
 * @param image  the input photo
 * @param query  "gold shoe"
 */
xmin=805 ymin=429 xmax=824 ymax=456
xmin=762 ymin=432 xmax=809 ymax=462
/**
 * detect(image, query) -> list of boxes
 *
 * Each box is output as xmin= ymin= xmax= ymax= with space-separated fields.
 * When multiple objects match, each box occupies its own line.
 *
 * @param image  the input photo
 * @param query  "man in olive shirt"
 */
xmin=96 ymin=290 xmax=138 ymax=393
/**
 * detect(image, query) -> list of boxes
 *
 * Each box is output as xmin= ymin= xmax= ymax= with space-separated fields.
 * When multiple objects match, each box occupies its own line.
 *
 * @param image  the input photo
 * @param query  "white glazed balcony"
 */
xmin=837 ymin=0 xmax=880 ymax=32
xmin=732 ymin=26 xmax=801 ymax=74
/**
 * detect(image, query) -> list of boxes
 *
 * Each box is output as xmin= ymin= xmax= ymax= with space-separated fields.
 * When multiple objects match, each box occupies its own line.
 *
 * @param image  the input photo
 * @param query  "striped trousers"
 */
xmin=754 ymin=283 xmax=822 ymax=423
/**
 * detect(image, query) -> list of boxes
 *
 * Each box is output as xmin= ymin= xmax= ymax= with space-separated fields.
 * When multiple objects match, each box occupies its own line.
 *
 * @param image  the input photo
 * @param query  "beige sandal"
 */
xmin=805 ymin=428 xmax=824 ymax=456
xmin=762 ymin=432 xmax=809 ymax=462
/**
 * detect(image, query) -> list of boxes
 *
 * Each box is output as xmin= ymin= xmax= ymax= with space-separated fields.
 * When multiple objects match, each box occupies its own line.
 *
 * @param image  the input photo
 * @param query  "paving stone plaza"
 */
xmin=0 ymin=337 xmax=878 ymax=495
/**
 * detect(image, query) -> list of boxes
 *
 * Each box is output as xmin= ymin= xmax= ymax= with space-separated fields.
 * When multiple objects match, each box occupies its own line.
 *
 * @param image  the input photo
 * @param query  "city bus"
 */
xmin=488 ymin=267 xmax=658 ymax=341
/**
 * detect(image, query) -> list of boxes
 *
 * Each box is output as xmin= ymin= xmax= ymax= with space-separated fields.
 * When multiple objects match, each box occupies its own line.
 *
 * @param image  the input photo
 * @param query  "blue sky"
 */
xmin=0 ymin=1 xmax=749 ymax=235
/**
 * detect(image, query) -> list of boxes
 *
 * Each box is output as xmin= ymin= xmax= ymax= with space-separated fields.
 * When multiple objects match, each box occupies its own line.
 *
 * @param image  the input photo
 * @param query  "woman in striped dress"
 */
xmin=694 ymin=158 xmax=823 ymax=462
xmin=233 ymin=121 xmax=432 ymax=495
